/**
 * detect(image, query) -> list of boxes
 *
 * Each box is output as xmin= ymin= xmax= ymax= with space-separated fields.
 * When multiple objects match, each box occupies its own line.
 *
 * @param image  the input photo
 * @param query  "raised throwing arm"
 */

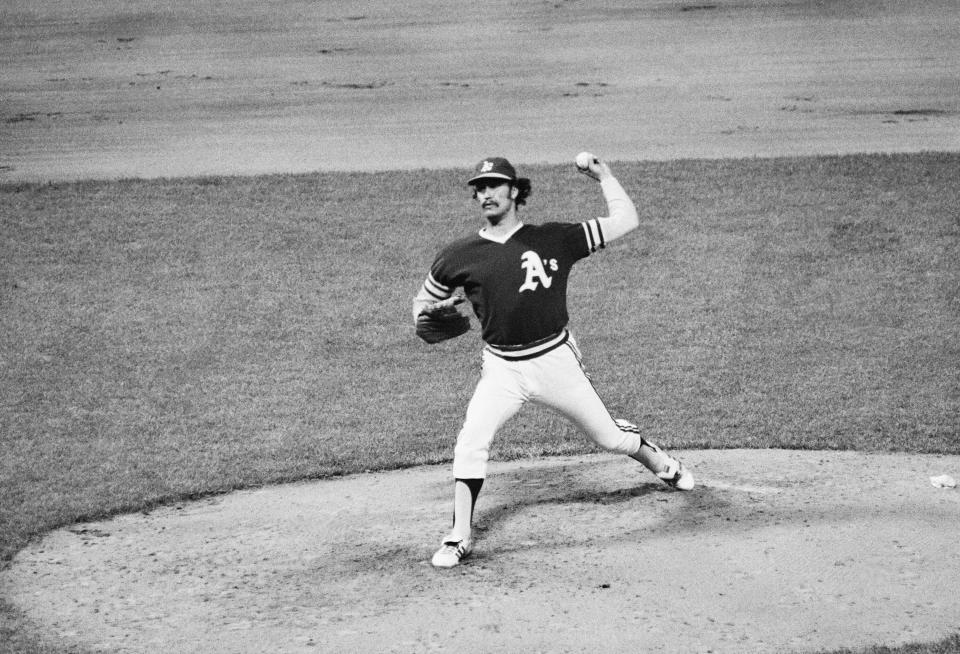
xmin=577 ymin=153 xmax=639 ymax=243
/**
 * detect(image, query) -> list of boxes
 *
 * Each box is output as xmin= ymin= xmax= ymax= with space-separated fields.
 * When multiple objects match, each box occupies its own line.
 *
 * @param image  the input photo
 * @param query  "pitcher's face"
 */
xmin=472 ymin=180 xmax=516 ymax=225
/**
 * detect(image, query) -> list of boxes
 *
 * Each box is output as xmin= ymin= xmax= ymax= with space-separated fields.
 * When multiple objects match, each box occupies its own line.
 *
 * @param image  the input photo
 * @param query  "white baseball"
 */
xmin=575 ymin=151 xmax=594 ymax=170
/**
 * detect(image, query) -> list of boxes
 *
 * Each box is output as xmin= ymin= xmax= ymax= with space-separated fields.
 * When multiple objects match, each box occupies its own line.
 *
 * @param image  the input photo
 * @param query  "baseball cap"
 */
xmin=467 ymin=157 xmax=517 ymax=185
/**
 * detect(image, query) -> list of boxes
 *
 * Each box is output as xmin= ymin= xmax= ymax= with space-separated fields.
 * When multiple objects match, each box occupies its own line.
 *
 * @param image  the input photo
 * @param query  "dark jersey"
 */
xmin=423 ymin=219 xmax=606 ymax=346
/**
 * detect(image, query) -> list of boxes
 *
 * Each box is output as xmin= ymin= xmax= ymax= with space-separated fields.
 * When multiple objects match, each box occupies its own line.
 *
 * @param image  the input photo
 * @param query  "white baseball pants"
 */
xmin=451 ymin=335 xmax=645 ymax=480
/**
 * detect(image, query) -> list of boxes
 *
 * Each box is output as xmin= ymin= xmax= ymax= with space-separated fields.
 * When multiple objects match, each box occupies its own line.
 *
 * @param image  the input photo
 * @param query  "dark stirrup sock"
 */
xmin=460 ymin=477 xmax=484 ymax=511
xmin=451 ymin=477 xmax=485 ymax=526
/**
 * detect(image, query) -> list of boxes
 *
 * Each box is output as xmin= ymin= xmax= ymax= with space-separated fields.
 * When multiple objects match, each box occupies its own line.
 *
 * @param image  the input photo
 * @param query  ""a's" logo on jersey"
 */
xmin=519 ymin=250 xmax=557 ymax=292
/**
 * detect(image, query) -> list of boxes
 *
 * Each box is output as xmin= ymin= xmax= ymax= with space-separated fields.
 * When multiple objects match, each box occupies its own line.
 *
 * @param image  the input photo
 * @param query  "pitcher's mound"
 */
xmin=4 ymin=450 xmax=959 ymax=653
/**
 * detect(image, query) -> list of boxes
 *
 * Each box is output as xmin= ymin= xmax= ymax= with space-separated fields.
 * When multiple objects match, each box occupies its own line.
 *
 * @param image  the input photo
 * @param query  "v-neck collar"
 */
xmin=478 ymin=222 xmax=524 ymax=244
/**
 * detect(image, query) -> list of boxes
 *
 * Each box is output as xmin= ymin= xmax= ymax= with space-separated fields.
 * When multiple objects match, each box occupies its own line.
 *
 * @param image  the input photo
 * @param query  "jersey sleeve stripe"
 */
xmin=424 ymin=273 xmax=453 ymax=300
xmin=582 ymin=219 xmax=606 ymax=253
xmin=582 ymin=221 xmax=595 ymax=252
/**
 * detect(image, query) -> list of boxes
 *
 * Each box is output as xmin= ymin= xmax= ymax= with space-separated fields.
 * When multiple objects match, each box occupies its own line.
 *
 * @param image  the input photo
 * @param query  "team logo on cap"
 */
xmin=468 ymin=157 xmax=517 ymax=185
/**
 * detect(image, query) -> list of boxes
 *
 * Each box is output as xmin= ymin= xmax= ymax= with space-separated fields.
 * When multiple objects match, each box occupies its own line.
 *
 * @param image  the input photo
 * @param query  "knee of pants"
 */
xmin=451 ymin=415 xmax=500 ymax=479
xmin=586 ymin=418 xmax=645 ymax=455
xmin=593 ymin=426 xmax=643 ymax=455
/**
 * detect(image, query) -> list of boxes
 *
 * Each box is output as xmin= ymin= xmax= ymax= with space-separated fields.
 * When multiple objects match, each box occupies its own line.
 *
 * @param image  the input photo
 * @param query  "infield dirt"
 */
xmin=2 ymin=0 xmax=959 ymax=181
xmin=5 ymin=451 xmax=960 ymax=653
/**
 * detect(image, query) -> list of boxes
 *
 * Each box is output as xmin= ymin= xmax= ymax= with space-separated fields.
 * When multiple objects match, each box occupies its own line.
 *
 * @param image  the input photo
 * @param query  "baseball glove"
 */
xmin=416 ymin=297 xmax=471 ymax=344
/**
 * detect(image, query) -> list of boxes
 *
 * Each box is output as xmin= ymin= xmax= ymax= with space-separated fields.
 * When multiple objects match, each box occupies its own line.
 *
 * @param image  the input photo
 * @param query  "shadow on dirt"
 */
xmin=464 ymin=460 xmax=706 ymax=546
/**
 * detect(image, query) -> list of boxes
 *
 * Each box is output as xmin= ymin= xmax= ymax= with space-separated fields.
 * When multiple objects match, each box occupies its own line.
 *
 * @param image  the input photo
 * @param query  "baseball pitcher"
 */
xmin=412 ymin=154 xmax=694 ymax=568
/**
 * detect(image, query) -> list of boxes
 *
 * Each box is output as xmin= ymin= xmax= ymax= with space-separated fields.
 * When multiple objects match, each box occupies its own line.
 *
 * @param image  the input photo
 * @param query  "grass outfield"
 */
xmin=2 ymin=152 xmax=959 ymax=653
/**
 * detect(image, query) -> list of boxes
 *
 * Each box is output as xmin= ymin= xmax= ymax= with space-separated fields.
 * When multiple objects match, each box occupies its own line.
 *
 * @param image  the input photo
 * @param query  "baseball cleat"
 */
xmin=657 ymin=459 xmax=695 ymax=491
xmin=431 ymin=537 xmax=473 ymax=568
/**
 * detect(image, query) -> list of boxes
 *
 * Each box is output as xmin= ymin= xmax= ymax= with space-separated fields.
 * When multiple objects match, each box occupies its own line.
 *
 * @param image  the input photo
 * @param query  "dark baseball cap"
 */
xmin=467 ymin=157 xmax=517 ymax=185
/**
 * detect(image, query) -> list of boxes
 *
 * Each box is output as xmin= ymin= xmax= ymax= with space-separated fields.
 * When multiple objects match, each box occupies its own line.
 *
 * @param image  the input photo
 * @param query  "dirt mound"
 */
xmin=4 ymin=450 xmax=959 ymax=653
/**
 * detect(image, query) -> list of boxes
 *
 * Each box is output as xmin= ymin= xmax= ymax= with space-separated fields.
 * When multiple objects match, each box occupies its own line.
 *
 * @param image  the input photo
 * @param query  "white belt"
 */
xmin=484 ymin=329 xmax=569 ymax=361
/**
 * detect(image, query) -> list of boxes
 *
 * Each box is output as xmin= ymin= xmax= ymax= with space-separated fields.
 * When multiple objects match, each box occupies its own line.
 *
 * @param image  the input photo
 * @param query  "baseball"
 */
xmin=575 ymin=151 xmax=594 ymax=170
